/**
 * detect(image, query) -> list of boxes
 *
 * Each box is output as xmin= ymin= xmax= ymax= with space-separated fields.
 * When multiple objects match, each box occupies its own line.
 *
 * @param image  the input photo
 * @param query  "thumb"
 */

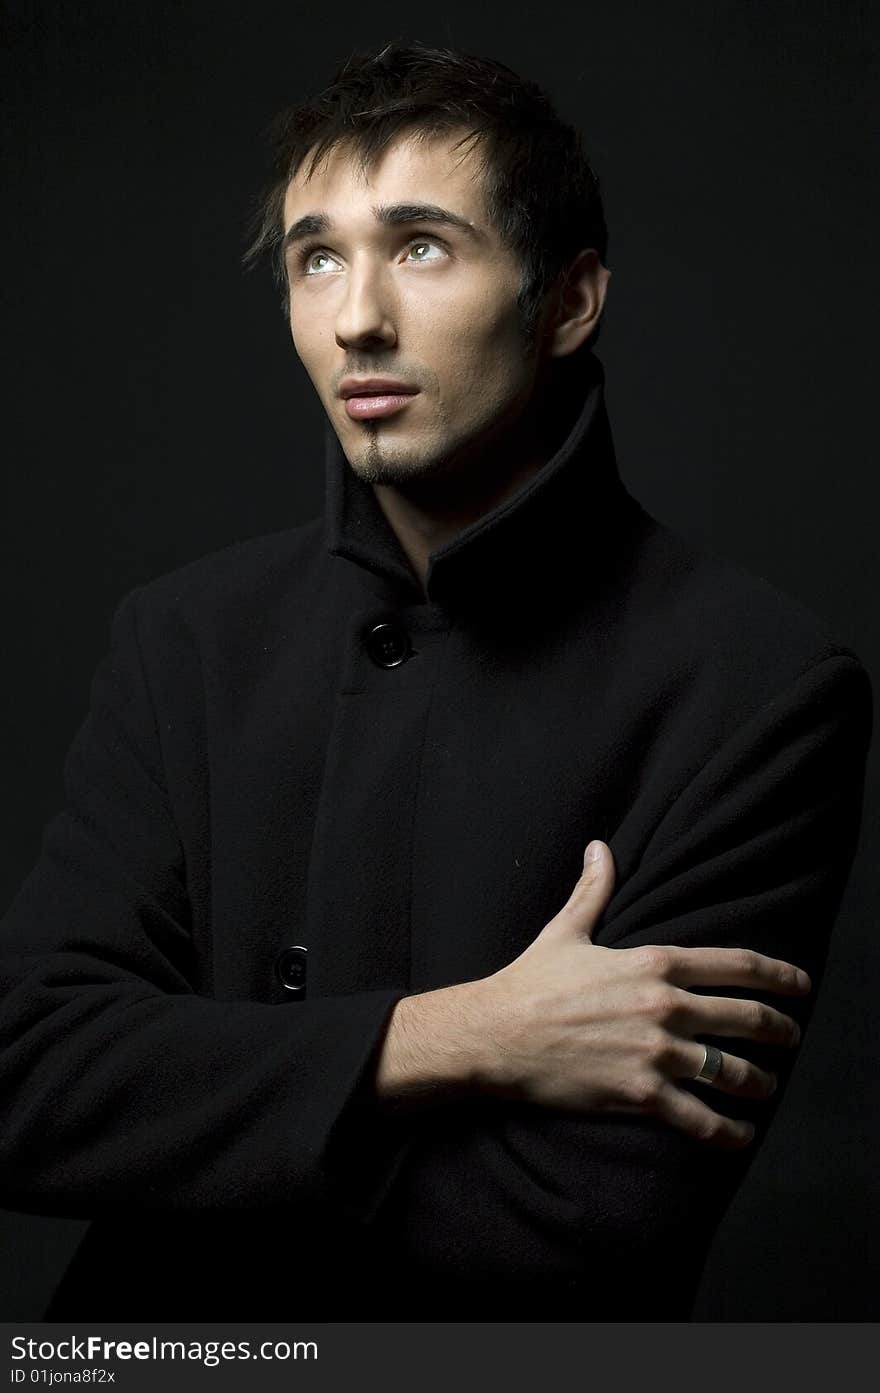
xmin=548 ymin=840 xmax=617 ymax=942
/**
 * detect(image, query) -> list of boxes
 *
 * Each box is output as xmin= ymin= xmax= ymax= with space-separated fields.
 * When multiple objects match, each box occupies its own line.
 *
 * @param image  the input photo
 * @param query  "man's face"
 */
xmin=281 ymin=129 xmax=553 ymax=488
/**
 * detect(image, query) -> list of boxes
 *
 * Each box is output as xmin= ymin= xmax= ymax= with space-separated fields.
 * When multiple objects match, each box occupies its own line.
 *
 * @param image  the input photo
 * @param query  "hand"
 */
xmin=476 ymin=840 xmax=811 ymax=1149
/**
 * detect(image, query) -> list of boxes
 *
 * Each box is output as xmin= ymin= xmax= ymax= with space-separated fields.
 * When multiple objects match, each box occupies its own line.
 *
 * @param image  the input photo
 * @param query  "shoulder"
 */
xmin=632 ymin=509 xmax=864 ymax=667
xmin=615 ymin=509 xmax=872 ymax=736
xmin=116 ymin=517 xmax=327 ymax=646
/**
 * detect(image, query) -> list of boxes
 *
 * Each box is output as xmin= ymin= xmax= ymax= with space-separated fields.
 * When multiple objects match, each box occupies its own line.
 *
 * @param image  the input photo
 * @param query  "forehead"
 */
xmin=281 ymin=128 xmax=490 ymax=231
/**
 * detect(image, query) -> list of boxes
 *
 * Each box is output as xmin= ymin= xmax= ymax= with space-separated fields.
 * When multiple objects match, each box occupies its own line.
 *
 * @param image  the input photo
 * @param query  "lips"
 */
xmin=339 ymin=377 xmax=419 ymax=421
xmin=344 ymin=392 xmax=418 ymax=421
xmin=339 ymin=377 xmax=418 ymax=399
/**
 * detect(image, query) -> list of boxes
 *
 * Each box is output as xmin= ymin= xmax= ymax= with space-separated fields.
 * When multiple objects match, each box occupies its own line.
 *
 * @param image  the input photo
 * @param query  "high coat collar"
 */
xmin=323 ymin=351 xmax=642 ymax=613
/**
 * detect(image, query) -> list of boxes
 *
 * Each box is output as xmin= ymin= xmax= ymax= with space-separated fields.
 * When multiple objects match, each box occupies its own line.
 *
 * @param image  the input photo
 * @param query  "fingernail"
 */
xmin=585 ymin=841 xmax=604 ymax=863
xmin=797 ymin=970 xmax=811 ymax=992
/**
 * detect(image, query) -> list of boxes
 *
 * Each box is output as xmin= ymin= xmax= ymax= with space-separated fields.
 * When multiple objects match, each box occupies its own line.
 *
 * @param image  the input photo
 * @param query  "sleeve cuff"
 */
xmin=313 ymin=986 xmax=419 ymax=1225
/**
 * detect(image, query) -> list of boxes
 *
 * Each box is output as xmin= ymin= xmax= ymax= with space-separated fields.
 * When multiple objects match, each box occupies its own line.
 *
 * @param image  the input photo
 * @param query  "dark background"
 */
xmin=2 ymin=0 xmax=877 ymax=1320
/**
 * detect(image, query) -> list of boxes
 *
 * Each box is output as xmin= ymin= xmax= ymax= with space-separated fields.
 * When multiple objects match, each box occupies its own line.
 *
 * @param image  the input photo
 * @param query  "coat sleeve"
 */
xmin=330 ymin=651 xmax=873 ymax=1306
xmin=0 ymin=587 xmax=411 ymax=1218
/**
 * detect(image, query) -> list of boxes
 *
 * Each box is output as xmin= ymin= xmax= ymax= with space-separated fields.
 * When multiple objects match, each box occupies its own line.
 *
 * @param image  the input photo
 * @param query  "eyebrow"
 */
xmin=281 ymin=202 xmax=486 ymax=258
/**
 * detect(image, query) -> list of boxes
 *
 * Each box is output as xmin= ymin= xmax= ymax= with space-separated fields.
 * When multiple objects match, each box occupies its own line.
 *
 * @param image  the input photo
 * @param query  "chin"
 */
xmin=347 ymin=454 xmax=445 ymax=488
xmin=345 ymin=432 xmax=456 ymax=488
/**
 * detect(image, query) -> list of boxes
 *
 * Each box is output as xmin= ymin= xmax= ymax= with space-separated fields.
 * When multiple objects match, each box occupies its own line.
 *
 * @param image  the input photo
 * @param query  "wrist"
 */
xmin=370 ymin=977 xmax=496 ymax=1109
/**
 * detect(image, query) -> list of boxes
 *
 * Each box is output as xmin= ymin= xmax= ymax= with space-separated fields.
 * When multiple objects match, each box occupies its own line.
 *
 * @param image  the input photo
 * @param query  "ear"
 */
xmin=546 ymin=249 xmax=611 ymax=358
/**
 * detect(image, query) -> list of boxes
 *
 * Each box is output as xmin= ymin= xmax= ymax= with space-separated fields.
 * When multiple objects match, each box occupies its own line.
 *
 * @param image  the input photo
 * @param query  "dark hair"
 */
xmin=243 ymin=38 xmax=608 ymax=351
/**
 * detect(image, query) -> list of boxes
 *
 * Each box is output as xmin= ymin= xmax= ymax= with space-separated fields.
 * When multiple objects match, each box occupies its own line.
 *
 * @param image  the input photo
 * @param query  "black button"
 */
xmin=365 ymin=621 xmax=411 ymax=669
xmin=275 ymin=945 xmax=308 ymax=996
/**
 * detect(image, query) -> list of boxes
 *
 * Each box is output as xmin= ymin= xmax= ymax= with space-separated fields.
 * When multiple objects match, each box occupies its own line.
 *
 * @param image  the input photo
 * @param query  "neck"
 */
xmin=371 ymin=368 xmax=584 ymax=593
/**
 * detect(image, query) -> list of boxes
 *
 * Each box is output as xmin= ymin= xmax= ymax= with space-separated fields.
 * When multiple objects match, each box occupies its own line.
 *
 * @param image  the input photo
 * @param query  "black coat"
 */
xmin=0 ymin=354 xmax=871 ymax=1320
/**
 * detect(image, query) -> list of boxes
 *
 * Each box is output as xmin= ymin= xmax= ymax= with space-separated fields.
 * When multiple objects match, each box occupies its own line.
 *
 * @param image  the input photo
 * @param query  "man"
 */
xmin=0 ymin=40 xmax=871 ymax=1321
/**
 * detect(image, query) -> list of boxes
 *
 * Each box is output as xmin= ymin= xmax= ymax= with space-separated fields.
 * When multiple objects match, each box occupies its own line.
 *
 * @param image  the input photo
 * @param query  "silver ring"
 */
xmin=694 ymin=1044 xmax=723 ymax=1084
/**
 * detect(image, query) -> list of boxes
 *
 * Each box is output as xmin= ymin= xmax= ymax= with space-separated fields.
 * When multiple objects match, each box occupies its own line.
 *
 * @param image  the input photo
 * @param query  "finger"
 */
xmin=673 ymin=1041 xmax=777 ymax=1101
xmin=650 ymin=1080 xmax=756 ymax=1150
xmin=655 ymin=945 xmax=811 ymax=996
xmin=673 ymin=991 xmax=801 ymax=1048
xmin=551 ymin=841 xmax=617 ymax=942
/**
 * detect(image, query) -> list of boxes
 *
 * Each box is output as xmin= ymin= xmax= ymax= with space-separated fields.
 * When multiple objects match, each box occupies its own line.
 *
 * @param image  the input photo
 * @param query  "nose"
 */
xmin=334 ymin=258 xmax=397 ymax=351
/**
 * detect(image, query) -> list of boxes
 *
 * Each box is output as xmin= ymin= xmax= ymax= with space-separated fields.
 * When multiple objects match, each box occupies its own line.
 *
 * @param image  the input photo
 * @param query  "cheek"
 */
xmin=439 ymin=309 xmax=528 ymax=396
xmin=408 ymin=264 xmax=520 ymax=332
xmin=290 ymin=313 xmax=314 ymax=357
xmin=289 ymin=318 xmax=305 ymax=358
xmin=413 ymin=285 xmax=522 ymax=362
xmin=290 ymin=320 xmax=330 ymax=387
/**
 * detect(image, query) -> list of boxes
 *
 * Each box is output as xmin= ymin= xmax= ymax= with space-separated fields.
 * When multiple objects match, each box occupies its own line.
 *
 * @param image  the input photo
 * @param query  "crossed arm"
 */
xmin=0 ymin=588 xmax=872 ymax=1315
xmin=321 ymin=651 xmax=872 ymax=1309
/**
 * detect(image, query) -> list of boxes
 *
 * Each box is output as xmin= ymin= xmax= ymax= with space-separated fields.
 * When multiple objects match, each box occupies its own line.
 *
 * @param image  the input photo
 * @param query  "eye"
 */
xmin=406 ymin=239 xmax=446 ymax=264
xmin=295 ymin=236 xmax=448 ymax=277
xmin=299 ymin=248 xmax=340 ymax=277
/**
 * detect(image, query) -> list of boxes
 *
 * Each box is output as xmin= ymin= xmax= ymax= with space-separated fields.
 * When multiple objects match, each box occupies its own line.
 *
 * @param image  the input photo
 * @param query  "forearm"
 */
xmin=369 ymin=979 xmax=498 ymax=1111
xmin=0 ymin=947 xmax=407 ymax=1216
